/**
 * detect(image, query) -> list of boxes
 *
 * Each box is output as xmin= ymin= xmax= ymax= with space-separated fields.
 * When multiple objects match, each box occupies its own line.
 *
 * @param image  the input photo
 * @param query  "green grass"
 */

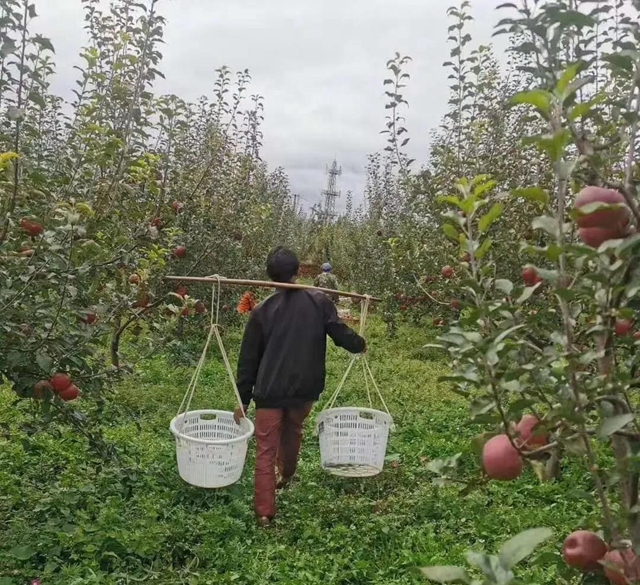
xmin=0 ymin=319 xmax=598 ymax=584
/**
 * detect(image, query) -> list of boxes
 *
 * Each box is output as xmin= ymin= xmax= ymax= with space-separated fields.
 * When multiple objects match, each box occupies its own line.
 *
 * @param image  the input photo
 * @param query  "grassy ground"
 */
xmin=0 ymin=318 xmax=598 ymax=584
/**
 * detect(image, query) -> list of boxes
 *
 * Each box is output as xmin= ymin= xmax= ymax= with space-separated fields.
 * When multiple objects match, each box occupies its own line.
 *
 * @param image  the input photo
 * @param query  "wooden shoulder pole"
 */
xmin=164 ymin=275 xmax=381 ymax=303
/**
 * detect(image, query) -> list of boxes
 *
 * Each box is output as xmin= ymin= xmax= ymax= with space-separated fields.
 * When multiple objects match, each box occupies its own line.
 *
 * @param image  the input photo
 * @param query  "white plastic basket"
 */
xmin=170 ymin=409 xmax=254 ymax=489
xmin=316 ymin=407 xmax=393 ymax=477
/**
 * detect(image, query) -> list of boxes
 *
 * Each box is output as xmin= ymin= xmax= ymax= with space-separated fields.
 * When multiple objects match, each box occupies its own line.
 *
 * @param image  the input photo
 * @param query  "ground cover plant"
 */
xmin=2 ymin=0 xmax=640 ymax=583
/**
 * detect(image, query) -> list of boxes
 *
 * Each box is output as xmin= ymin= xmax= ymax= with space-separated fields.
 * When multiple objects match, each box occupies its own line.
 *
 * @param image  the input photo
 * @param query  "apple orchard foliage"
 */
xmin=0 ymin=0 xmax=300 ymax=443
xmin=1 ymin=0 xmax=640 ymax=582
xmin=414 ymin=1 xmax=640 ymax=583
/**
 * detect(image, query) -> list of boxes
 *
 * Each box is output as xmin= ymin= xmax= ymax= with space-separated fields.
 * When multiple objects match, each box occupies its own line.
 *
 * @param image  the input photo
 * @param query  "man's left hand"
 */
xmin=234 ymin=406 xmax=247 ymax=425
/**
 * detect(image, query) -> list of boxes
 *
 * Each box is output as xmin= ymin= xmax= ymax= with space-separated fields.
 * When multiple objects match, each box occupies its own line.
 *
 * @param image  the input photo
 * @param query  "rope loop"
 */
xmin=177 ymin=276 xmax=245 ymax=430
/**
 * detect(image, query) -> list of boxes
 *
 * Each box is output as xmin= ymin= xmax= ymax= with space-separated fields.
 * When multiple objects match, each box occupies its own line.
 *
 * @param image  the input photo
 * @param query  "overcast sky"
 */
xmin=36 ymin=0 xmax=505 ymax=212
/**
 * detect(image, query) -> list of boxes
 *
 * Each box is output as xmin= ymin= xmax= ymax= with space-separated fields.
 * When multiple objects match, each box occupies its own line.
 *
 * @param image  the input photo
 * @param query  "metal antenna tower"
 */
xmin=321 ymin=158 xmax=342 ymax=224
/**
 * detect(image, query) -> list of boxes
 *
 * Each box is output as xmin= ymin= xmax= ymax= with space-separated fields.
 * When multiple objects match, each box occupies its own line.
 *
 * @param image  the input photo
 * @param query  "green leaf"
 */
xmin=473 ymin=179 xmax=497 ymax=198
xmin=597 ymin=414 xmax=635 ymax=439
xmin=532 ymin=215 xmax=559 ymax=238
xmin=0 ymin=39 xmax=17 ymax=57
xmin=516 ymin=284 xmax=539 ymax=304
xmin=478 ymin=203 xmax=504 ymax=233
xmin=420 ymin=566 xmax=470 ymax=583
xmin=570 ymin=201 xmax=628 ymax=222
xmin=33 ymin=35 xmax=55 ymax=53
xmin=616 ymin=234 xmax=640 ymax=255
xmin=476 ymin=237 xmax=492 ymax=260
xmin=604 ymin=53 xmax=634 ymax=72
xmin=438 ymin=195 xmax=462 ymax=208
xmin=524 ymin=130 xmax=571 ymax=162
xmin=510 ymin=89 xmax=552 ymax=113
xmin=495 ymin=279 xmax=513 ymax=295
xmin=511 ymin=187 xmax=549 ymax=205
xmin=499 ymin=527 xmax=553 ymax=569
xmin=556 ymin=62 xmax=581 ymax=95
xmin=8 ymin=545 xmax=36 ymax=560
xmin=465 ymin=551 xmax=496 ymax=578
xmin=443 ymin=223 xmax=459 ymax=241
xmin=494 ymin=324 xmax=525 ymax=345
xmin=546 ymin=8 xmax=595 ymax=29
xmin=35 ymin=352 xmax=52 ymax=372
xmin=28 ymin=90 xmax=46 ymax=108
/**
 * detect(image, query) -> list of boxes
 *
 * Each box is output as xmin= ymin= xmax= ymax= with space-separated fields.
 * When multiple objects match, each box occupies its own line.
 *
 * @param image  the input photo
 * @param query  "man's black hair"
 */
xmin=266 ymin=246 xmax=299 ymax=283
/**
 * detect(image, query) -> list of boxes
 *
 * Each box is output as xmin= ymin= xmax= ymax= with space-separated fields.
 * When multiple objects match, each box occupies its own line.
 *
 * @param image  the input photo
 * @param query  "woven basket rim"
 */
xmin=170 ymin=409 xmax=255 ymax=446
xmin=316 ymin=407 xmax=393 ymax=425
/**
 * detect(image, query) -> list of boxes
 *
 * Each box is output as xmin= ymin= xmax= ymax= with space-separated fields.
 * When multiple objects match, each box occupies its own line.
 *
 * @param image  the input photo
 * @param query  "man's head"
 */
xmin=266 ymin=247 xmax=299 ymax=283
xmin=322 ymin=263 xmax=331 ymax=273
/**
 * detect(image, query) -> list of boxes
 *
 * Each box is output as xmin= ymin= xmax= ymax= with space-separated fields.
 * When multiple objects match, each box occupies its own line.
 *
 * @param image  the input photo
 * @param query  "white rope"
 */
xmin=177 ymin=276 xmax=244 ymax=429
xmin=321 ymin=295 xmax=389 ymax=414
xmin=176 ymin=321 xmax=217 ymax=424
xmin=325 ymin=354 xmax=358 ymax=411
xmin=213 ymin=325 xmax=245 ymax=411
xmin=361 ymin=356 xmax=373 ymax=408
xmin=363 ymin=356 xmax=391 ymax=417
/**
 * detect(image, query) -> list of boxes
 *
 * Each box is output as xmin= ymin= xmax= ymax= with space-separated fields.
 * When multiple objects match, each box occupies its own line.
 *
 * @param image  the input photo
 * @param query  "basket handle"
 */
xmin=176 ymin=277 xmax=245 ymax=428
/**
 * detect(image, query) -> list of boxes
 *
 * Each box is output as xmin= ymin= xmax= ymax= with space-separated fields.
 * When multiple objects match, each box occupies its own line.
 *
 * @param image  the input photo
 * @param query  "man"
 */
xmin=314 ymin=262 xmax=339 ymax=303
xmin=235 ymin=247 xmax=366 ymax=526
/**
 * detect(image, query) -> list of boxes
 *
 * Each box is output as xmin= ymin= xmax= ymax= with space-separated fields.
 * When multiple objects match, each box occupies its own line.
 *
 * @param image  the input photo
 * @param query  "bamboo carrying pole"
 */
xmin=164 ymin=275 xmax=381 ymax=302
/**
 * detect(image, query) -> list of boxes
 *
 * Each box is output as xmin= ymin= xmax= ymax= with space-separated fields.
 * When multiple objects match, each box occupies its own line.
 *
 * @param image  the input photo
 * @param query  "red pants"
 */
xmin=254 ymin=403 xmax=313 ymax=518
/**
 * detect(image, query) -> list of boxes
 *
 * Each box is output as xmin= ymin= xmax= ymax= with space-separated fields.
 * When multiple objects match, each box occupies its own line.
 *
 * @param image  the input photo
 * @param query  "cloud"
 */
xmin=36 ymin=0 xmax=506 ymax=212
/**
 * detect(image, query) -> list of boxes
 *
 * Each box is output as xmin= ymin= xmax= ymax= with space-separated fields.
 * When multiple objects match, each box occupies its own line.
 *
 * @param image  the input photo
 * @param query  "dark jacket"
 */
xmin=236 ymin=289 xmax=366 ymax=409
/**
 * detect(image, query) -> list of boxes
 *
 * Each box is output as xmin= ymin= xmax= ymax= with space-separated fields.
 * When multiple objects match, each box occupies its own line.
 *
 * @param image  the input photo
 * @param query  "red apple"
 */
xmin=604 ymin=549 xmax=640 ymax=585
xmin=58 ymin=384 xmax=79 ymax=401
xmin=50 ymin=373 xmax=72 ymax=393
xmin=151 ymin=217 xmax=162 ymax=228
xmin=579 ymin=226 xmax=628 ymax=248
xmin=134 ymin=294 xmax=150 ymax=308
xmin=461 ymin=252 xmax=471 ymax=263
xmin=441 ymin=265 xmax=454 ymax=279
xmin=563 ymin=531 xmax=608 ymax=572
xmin=128 ymin=274 xmax=140 ymax=285
xmin=20 ymin=218 xmax=44 ymax=237
xmin=522 ymin=267 xmax=542 ymax=287
xmin=195 ymin=301 xmax=206 ymax=314
xmin=615 ymin=319 xmax=633 ymax=337
xmin=181 ymin=307 xmax=190 ymax=317
xmin=171 ymin=200 xmax=184 ymax=213
xmin=83 ymin=312 xmax=98 ymax=325
xmin=575 ymin=186 xmax=631 ymax=231
xmin=172 ymin=246 xmax=187 ymax=258
xmin=633 ymin=331 xmax=640 ymax=340
xmin=515 ymin=414 xmax=548 ymax=448
xmin=176 ymin=286 xmax=188 ymax=298
xmin=482 ymin=434 xmax=523 ymax=481
xmin=222 ymin=304 xmax=230 ymax=312
xmin=450 ymin=299 xmax=462 ymax=311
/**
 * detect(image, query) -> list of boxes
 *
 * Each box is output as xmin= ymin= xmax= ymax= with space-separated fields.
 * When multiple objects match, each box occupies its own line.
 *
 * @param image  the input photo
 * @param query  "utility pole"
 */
xmin=321 ymin=158 xmax=341 ymax=224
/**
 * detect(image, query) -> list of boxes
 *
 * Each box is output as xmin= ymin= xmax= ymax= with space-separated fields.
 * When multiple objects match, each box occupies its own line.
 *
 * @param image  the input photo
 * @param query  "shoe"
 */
xmin=276 ymin=475 xmax=292 ymax=490
xmin=257 ymin=516 xmax=272 ymax=528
